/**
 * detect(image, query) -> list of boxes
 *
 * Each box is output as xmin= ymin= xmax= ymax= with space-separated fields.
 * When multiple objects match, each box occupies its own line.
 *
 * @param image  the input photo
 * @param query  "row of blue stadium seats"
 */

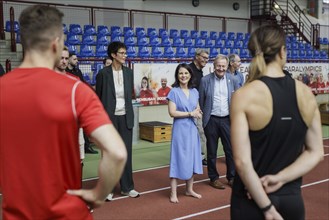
xmin=63 ymin=23 xmax=251 ymax=41
xmin=288 ymin=49 xmax=328 ymax=60
xmin=64 ymin=34 xmax=250 ymax=48
xmin=318 ymin=37 xmax=329 ymax=45
xmin=69 ymin=44 xmax=252 ymax=59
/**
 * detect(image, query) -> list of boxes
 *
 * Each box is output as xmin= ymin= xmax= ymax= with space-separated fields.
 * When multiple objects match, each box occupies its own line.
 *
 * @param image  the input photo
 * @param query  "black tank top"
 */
xmin=233 ymin=75 xmax=308 ymax=196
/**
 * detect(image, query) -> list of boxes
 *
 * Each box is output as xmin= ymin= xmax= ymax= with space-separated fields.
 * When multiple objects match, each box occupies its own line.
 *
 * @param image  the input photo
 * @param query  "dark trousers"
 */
xmin=111 ymin=114 xmax=134 ymax=193
xmin=231 ymin=193 xmax=305 ymax=220
xmin=204 ymin=115 xmax=235 ymax=181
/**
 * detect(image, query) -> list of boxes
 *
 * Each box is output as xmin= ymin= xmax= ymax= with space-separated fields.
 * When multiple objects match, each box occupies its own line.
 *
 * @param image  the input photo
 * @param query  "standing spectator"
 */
xmin=189 ymin=48 xmax=209 ymax=165
xmin=96 ymin=41 xmax=140 ymax=200
xmin=230 ymin=24 xmax=323 ymax=220
xmin=157 ymin=77 xmax=171 ymax=104
xmin=0 ymin=5 xmax=127 ymax=219
xmin=66 ymin=52 xmax=98 ymax=154
xmin=167 ymin=63 xmax=203 ymax=203
xmin=199 ymin=54 xmax=239 ymax=189
xmin=0 ymin=63 xmax=5 ymax=77
xmin=227 ymin=54 xmax=244 ymax=88
xmin=103 ymin=57 xmax=112 ymax=67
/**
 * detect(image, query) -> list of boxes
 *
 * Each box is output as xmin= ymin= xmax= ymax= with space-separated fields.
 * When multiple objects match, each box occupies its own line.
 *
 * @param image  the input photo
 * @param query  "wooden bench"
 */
xmin=139 ymin=121 xmax=172 ymax=143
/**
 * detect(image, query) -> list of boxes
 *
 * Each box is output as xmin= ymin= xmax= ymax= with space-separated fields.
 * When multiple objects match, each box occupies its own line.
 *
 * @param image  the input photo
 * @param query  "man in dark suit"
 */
xmin=96 ymin=41 xmax=139 ymax=200
xmin=199 ymin=54 xmax=239 ymax=189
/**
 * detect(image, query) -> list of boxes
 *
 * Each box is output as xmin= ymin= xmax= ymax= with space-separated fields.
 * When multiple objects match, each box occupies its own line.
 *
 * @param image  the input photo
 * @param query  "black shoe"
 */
xmin=85 ymin=146 xmax=98 ymax=154
xmin=202 ymin=159 xmax=207 ymax=166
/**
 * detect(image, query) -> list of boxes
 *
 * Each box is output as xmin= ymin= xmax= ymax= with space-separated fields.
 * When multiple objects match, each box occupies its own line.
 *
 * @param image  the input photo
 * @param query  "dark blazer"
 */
xmin=96 ymin=65 xmax=134 ymax=129
xmin=199 ymin=72 xmax=239 ymax=128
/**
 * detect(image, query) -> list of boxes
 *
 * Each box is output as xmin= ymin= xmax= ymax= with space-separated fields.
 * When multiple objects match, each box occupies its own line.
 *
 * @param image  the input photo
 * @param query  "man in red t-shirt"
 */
xmin=157 ymin=77 xmax=171 ymax=104
xmin=0 ymin=5 xmax=127 ymax=220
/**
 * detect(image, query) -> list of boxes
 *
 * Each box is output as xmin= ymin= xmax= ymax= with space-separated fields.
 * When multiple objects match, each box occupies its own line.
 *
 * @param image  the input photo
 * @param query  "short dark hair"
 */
xmin=172 ymin=63 xmax=195 ymax=88
xmin=103 ymin=57 xmax=111 ymax=65
xmin=107 ymin=41 xmax=127 ymax=60
xmin=69 ymin=51 xmax=76 ymax=57
xmin=19 ymin=5 xmax=63 ymax=52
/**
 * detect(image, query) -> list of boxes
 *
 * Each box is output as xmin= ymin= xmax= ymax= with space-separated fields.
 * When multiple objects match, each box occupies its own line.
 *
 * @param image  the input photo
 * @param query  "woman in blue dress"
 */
xmin=167 ymin=63 xmax=203 ymax=203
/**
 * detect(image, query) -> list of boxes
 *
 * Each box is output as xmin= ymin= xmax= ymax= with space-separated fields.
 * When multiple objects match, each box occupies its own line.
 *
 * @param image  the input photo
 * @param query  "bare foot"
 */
xmin=185 ymin=190 xmax=202 ymax=199
xmin=170 ymin=192 xmax=179 ymax=203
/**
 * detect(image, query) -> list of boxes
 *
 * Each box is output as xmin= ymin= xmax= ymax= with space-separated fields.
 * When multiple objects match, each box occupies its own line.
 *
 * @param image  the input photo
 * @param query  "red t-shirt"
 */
xmin=0 ymin=68 xmax=111 ymax=219
xmin=157 ymin=86 xmax=171 ymax=104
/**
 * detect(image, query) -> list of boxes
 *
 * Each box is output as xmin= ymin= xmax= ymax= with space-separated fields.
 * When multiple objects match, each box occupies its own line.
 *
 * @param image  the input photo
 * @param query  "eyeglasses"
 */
xmin=198 ymin=54 xmax=209 ymax=60
xmin=117 ymin=51 xmax=127 ymax=56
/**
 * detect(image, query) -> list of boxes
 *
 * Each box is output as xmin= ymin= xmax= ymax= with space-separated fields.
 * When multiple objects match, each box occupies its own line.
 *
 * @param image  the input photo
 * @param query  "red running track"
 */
xmin=84 ymin=139 xmax=329 ymax=220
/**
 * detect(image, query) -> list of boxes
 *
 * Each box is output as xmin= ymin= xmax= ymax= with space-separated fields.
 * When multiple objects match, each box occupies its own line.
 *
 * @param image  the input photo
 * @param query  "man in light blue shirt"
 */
xmin=227 ymin=54 xmax=244 ymax=88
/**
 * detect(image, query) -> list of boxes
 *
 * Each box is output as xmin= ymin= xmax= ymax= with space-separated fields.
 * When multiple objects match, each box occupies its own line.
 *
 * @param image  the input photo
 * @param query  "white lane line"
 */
xmin=173 ymin=205 xmax=231 ymax=220
xmin=174 ymin=179 xmax=329 ymax=220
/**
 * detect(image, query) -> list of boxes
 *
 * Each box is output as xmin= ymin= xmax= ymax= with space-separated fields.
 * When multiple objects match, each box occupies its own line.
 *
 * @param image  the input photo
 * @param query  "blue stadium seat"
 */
xmin=291 ymin=42 xmax=298 ymax=50
xmin=194 ymin=37 xmax=204 ymax=47
xmin=97 ymin=25 xmax=110 ymax=36
xmin=291 ymin=50 xmax=298 ymax=59
xmin=173 ymin=37 xmax=183 ymax=47
xmin=111 ymin=36 xmax=122 ymax=42
xmin=170 ymin=29 xmax=179 ymax=38
xmin=111 ymin=26 xmax=122 ymax=36
xmin=322 ymin=37 xmax=329 ymax=45
xmin=240 ymin=48 xmax=249 ymax=59
xmin=227 ymin=32 xmax=235 ymax=40
xmin=95 ymin=44 xmax=108 ymax=57
xmin=220 ymin=48 xmax=229 ymax=55
xmin=159 ymin=28 xmax=169 ymax=38
xmin=138 ymin=46 xmax=150 ymax=58
xmin=209 ymin=47 xmax=218 ymax=58
xmin=175 ymin=47 xmax=187 ymax=58
xmin=124 ymin=28 xmax=134 ymax=38
xmin=67 ymin=33 xmax=81 ymax=45
xmin=298 ymin=42 xmax=305 ymax=50
xmin=313 ymin=50 xmax=320 ymax=59
xmin=204 ymin=38 xmax=213 ymax=47
xmin=124 ymin=36 xmax=135 ymax=46
xmin=63 ymin=24 xmax=68 ymax=34
xmin=231 ymin=48 xmax=239 ymax=55
xmin=234 ymin=40 xmax=243 ymax=49
xmin=320 ymin=50 xmax=328 ymax=59
xmin=236 ymin=32 xmax=244 ymax=41
xmin=136 ymin=28 xmax=146 ymax=38
xmin=69 ymin=24 xmax=82 ymax=35
xmin=79 ymin=44 xmax=95 ymax=57
xmin=188 ymin=47 xmax=196 ymax=58
xmin=97 ymin=34 xmax=109 ymax=45
xmin=123 ymin=26 xmax=133 ymax=34
xmin=215 ymin=38 xmax=224 ymax=48
xmin=225 ymin=40 xmax=234 ymax=48
xmin=151 ymin=46 xmax=163 ymax=58
xmin=163 ymin=46 xmax=175 ymax=58
xmin=180 ymin=30 xmax=189 ymax=38
xmin=126 ymin=46 xmax=137 ymax=58
xmin=305 ymin=50 xmax=313 ymax=59
xmin=190 ymin=30 xmax=198 ymax=39
xmin=83 ymin=73 xmax=92 ymax=85
xmin=135 ymin=27 xmax=145 ymax=37
xmin=149 ymin=36 xmax=161 ymax=46
xmin=287 ymin=50 xmax=292 ymax=59
xmin=137 ymin=36 xmax=148 ymax=46
xmin=147 ymin=28 xmax=157 ymax=37
xmin=305 ymin=43 xmax=312 ymax=50
xmin=218 ymin=32 xmax=227 ymax=40
xmin=84 ymin=25 xmax=96 ymax=35
xmin=82 ymin=34 xmax=96 ymax=45
xmin=5 ymin=20 xmax=20 ymax=32
xmin=210 ymin=31 xmax=218 ymax=40
xmin=184 ymin=37 xmax=193 ymax=47
xmin=67 ymin=44 xmax=78 ymax=54
xmin=299 ymin=50 xmax=306 ymax=59
xmin=161 ymin=36 xmax=172 ymax=47
xmin=200 ymin=31 xmax=208 ymax=39
xmin=286 ymin=43 xmax=292 ymax=50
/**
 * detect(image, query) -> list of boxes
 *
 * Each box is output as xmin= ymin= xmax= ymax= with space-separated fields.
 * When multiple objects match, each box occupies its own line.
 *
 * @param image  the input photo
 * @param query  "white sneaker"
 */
xmin=121 ymin=189 xmax=140 ymax=198
xmin=105 ymin=193 xmax=114 ymax=201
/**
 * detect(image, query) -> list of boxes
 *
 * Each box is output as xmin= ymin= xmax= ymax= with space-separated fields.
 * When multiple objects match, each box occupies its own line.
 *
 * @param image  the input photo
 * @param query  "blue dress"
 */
xmin=167 ymin=87 xmax=203 ymax=180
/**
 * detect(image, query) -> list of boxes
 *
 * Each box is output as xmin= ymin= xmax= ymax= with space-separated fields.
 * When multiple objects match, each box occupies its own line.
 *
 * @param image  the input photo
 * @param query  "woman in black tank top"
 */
xmin=230 ymin=25 xmax=324 ymax=220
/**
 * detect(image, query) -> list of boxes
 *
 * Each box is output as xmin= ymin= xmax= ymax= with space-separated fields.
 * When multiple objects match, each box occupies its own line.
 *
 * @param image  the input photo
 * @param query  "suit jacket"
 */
xmin=96 ymin=64 xmax=134 ymax=129
xmin=199 ymin=72 xmax=239 ymax=128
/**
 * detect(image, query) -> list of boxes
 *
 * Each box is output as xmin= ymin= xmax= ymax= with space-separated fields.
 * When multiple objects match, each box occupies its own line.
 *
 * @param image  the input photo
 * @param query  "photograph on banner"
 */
xmin=133 ymin=63 xmax=213 ymax=106
xmin=284 ymin=63 xmax=329 ymax=94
